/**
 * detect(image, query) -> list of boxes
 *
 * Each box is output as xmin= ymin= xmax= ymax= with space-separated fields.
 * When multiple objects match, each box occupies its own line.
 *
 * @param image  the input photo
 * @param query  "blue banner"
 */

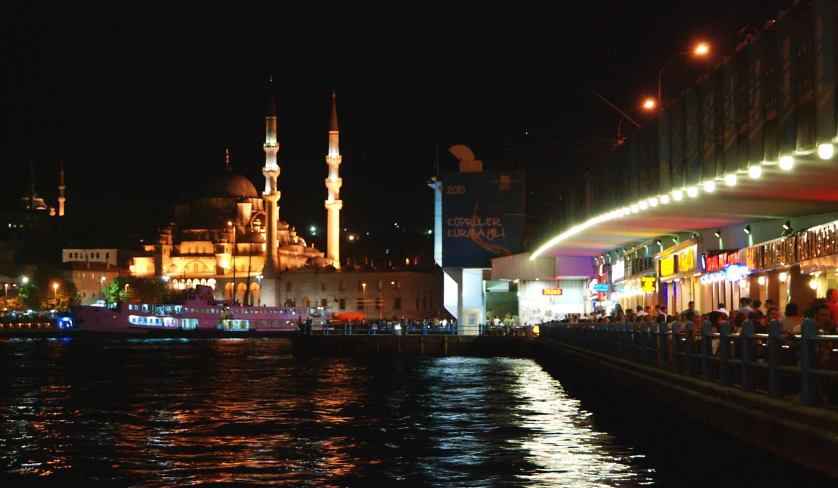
xmin=441 ymin=171 xmax=526 ymax=268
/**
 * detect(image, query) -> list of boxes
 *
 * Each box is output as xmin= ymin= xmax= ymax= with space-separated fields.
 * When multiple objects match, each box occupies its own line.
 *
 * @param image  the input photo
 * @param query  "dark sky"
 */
xmin=3 ymin=0 xmax=793 ymax=243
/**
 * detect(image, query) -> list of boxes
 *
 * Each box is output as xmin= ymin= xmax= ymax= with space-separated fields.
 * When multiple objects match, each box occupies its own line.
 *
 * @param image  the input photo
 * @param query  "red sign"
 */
xmin=705 ymin=251 xmax=740 ymax=272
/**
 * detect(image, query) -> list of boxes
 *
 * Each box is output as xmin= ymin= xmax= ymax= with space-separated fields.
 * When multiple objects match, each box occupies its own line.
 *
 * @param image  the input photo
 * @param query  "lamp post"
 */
xmin=53 ymin=282 xmax=58 ymax=298
xmin=362 ymin=282 xmax=367 ymax=320
xmin=4 ymin=283 xmax=8 ymax=301
xmin=100 ymin=276 xmax=105 ymax=301
xmin=617 ymin=98 xmax=657 ymax=141
xmin=658 ymin=43 xmax=710 ymax=105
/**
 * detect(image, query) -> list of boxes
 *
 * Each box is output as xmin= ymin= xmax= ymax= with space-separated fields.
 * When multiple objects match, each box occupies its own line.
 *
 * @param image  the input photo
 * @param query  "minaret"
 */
xmin=57 ymin=160 xmax=66 ymax=216
xmin=262 ymin=76 xmax=281 ymax=276
xmin=325 ymin=92 xmax=343 ymax=269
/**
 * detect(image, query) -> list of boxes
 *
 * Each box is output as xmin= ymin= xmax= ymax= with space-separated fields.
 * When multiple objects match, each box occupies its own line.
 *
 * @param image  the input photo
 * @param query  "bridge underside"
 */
xmin=539 ymin=152 xmax=838 ymax=257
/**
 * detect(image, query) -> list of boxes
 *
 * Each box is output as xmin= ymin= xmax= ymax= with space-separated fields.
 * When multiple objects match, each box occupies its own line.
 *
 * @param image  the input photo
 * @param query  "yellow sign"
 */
xmin=542 ymin=288 xmax=563 ymax=296
xmin=660 ymin=257 xmax=675 ymax=276
xmin=641 ymin=276 xmax=657 ymax=293
xmin=678 ymin=247 xmax=695 ymax=273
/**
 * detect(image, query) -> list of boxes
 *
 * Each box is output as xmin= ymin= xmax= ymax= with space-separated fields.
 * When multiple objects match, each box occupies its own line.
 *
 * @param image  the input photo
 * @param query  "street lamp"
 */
xmin=53 ymin=282 xmax=58 ymax=298
xmin=658 ymin=43 xmax=710 ymax=104
xmin=617 ymin=97 xmax=657 ymax=140
xmin=4 ymin=283 xmax=8 ymax=301
xmin=100 ymin=276 xmax=106 ymax=300
xmin=362 ymin=282 xmax=367 ymax=320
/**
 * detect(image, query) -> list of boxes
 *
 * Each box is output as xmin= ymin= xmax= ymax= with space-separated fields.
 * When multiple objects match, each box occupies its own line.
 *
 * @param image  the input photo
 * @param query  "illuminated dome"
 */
xmin=201 ymin=172 xmax=258 ymax=198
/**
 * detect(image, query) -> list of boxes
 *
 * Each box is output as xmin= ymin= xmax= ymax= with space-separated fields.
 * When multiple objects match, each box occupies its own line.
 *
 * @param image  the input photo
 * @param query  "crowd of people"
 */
xmin=550 ymin=291 xmax=838 ymax=403
xmin=558 ymin=291 xmax=838 ymax=337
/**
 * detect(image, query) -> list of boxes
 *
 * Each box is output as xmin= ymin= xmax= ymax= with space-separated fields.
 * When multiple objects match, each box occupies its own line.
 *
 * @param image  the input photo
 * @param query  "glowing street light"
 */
xmin=658 ymin=42 xmax=711 ymax=104
xmin=52 ymin=282 xmax=58 ymax=297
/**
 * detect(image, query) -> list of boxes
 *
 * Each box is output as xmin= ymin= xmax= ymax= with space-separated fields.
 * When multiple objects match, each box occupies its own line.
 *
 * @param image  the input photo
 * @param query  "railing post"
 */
xmin=740 ymin=320 xmax=754 ymax=392
xmin=640 ymin=323 xmax=649 ymax=365
xmin=719 ymin=321 xmax=732 ymax=387
xmin=658 ymin=322 xmax=669 ymax=369
xmin=767 ymin=319 xmax=782 ymax=398
xmin=701 ymin=321 xmax=712 ymax=380
xmin=670 ymin=322 xmax=681 ymax=373
xmin=619 ymin=322 xmax=628 ymax=359
xmin=348 ymin=323 xmax=353 ymax=335
xmin=684 ymin=322 xmax=694 ymax=376
xmin=800 ymin=319 xmax=818 ymax=406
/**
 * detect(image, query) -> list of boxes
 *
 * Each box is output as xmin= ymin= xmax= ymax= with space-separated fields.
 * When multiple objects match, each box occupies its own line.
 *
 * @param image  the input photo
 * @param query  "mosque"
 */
xmin=130 ymin=79 xmax=441 ymax=319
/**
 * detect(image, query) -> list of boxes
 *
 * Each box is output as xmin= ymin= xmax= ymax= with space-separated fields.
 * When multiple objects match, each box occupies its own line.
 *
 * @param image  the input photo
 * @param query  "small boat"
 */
xmin=0 ymin=311 xmax=78 ymax=337
xmin=72 ymin=285 xmax=329 ymax=337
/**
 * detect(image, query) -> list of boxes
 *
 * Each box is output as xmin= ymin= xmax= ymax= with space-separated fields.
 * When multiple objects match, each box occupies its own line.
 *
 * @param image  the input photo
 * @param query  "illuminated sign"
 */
xmin=659 ymin=257 xmax=676 ymax=276
xmin=612 ymin=259 xmax=625 ymax=281
xmin=745 ymin=221 xmax=838 ymax=270
xmin=705 ymin=251 xmax=740 ymax=272
xmin=588 ymin=279 xmax=598 ymax=295
xmin=641 ymin=276 xmax=657 ymax=293
xmin=593 ymin=283 xmax=609 ymax=292
xmin=678 ymin=247 xmax=696 ymax=273
xmin=542 ymin=288 xmax=563 ymax=296
xmin=725 ymin=264 xmax=749 ymax=282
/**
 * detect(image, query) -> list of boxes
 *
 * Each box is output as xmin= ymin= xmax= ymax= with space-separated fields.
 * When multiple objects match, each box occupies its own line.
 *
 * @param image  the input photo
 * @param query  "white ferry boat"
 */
xmin=72 ymin=285 xmax=329 ymax=335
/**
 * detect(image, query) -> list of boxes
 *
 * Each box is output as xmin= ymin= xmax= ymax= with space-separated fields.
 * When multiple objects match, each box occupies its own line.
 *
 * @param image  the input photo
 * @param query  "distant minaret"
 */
xmin=58 ymin=160 xmax=66 ymax=216
xmin=325 ymin=92 xmax=343 ymax=269
xmin=262 ymin=76 xmax=280 ymax=276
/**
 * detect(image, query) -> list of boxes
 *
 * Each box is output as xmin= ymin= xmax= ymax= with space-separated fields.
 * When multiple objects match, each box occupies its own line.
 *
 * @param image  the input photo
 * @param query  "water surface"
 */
xmin=0 ymin=338 xmax=828 ymax=486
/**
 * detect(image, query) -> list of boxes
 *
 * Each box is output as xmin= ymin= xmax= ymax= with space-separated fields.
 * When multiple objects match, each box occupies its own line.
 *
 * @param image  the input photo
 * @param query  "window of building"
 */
xmin=357 ymin=280 xmax=364 ymax=292
xmin=320 ymin=298 xmax=327 ymax=308
xmin=377 ymin=280 xmax=383 ymax=291
xmin=106 ymin=252 xmax=110 ymax=259
xmin=286 ymin=281 xmax=292 ymax=292
xmin=96 ymin=253 xmax=100 ymax=258
xmin=356 ymin=298 xmax=363 ymax=310
xmin=320 ymin=281 xmax=326 ymax=292
xmin=394 ymin=297 xmax=401 ymax=310
xmin=339 ymin=280 xmax=345 ymax=292
xmin=67 ymin=252 xmax=71 ymax=260
xmin=339 ymin=298 xmax=346 ymax=310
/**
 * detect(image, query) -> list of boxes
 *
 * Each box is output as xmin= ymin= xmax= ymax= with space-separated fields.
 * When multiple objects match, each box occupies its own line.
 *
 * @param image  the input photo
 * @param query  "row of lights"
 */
xmin=531 ymin=143 xmax=834 ymax=260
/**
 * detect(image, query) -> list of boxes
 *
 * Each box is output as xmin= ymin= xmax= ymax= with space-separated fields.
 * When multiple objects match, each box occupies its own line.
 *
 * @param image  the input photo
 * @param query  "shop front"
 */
xmin=743 ymin=220 xmax=838 ymax=310
xmin=698 ymin=250 xmax=749 ymax=315
xmin=517 ymin=278 xmax=589 ymax=324
xmin=612 ymin=255 xmax=657 ymax=314
xmin=655 ymin=240 xmax=702 ymax=317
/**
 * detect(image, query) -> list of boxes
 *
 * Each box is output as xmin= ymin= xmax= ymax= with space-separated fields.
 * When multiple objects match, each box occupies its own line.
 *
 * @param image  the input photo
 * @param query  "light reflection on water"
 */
xmin=1 ymin=339 xmax=653 ymax=486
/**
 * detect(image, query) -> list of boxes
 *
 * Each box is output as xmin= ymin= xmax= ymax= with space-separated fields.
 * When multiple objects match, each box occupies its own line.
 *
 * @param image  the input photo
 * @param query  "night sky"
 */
xmin=4 ymin=0 xmax=793 ymax=245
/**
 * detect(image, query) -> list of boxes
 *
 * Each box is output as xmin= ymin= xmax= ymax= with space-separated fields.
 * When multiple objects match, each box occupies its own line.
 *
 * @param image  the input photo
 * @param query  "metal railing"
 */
xmin=540 ymin=319 xmax=838 ymax=407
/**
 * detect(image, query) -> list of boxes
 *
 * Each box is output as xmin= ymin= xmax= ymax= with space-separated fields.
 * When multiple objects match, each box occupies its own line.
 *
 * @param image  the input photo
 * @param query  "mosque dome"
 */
xmin=201 ymin=171 xmax=259 ymax=198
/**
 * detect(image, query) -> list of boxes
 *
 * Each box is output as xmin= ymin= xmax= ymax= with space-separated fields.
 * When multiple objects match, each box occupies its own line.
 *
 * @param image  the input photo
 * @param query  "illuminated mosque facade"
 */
xmin=131 ymin=79 xmax=441 ymax=318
